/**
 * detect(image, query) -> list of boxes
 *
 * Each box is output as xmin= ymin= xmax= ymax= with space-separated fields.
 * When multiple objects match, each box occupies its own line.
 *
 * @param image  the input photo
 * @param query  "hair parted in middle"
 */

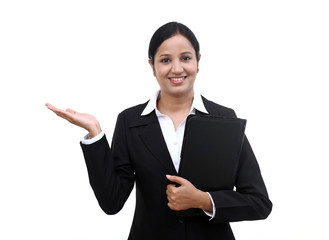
xmin=148 ymin=22 xmax=200 ymax=65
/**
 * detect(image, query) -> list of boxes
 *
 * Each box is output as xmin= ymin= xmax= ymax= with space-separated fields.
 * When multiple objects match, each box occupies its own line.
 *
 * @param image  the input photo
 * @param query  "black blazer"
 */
xmin=80 ymin=97 xmax=272 ymax=240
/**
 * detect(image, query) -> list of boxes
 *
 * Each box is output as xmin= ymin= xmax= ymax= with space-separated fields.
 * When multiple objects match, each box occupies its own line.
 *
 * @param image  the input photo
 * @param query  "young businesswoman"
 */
xmin=46 ymin=22 xmax=272 ymax=240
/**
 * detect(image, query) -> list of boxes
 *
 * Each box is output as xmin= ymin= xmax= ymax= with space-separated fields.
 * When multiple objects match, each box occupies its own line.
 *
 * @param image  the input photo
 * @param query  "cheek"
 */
xmin=154 ymin=66 xmax=169 ymax=79
xmin=186 ymin=65 xmax=198 ymax=75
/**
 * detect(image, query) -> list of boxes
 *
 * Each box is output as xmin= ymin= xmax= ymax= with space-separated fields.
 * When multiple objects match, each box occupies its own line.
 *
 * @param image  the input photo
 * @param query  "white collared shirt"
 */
xmin=141 ymin=90 xmax=208 ymax=173
xmin=81 ymin=90 xmax=215 ymax=219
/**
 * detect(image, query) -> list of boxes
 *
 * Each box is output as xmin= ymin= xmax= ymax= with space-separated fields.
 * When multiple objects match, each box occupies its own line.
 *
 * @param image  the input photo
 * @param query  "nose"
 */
xmin=171 ymin=60 xmax=184 ymax=74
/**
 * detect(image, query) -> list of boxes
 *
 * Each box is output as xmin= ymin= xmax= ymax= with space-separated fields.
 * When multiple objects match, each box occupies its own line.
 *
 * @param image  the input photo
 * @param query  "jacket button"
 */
xmin=178 ymin=217 xmax=185 ymax=224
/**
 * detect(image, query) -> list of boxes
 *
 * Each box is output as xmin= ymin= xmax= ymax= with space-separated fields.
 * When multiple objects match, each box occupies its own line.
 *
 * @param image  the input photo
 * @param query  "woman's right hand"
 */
xmin=45 ymin=103 xmax=102 ymax=138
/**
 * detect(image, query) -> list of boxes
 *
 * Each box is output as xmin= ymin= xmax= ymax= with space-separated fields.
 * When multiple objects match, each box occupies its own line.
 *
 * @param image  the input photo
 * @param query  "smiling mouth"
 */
xmin=169 ymin=76 xmax=186 ymax=84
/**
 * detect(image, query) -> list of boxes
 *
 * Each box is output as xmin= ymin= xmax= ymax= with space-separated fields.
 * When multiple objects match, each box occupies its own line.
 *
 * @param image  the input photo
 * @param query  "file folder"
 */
xmin=179 ymin=115 xmax=247 ymax=191
xmin=176 ymin=115 xmax=246 ymax=217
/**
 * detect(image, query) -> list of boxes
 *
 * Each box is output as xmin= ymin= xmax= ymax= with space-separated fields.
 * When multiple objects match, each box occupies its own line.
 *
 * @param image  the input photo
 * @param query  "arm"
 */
xmin=81 ymin=113 xmax=135 ymax=214
xmin=202 ymin=106 xmax=272 ymax=222
xmin=209 ymin=136 xmax=272 ymax=223
xmin=81 ymin=131 xmax=135 ymax=214
xmin=165 ymin=105 xmax=272 ymax=222
xmin=165 ymin=137 xmax=272 ymax=222
xmin=46 ymin=104 xmax=135 ymax=214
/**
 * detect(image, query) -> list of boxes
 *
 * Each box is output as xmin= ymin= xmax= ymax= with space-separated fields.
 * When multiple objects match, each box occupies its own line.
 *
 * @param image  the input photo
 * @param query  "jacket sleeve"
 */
xmin=209 ymin=108 xmax=272 ymax=223
xmin=80 ymin=112 xmax=135 ymax=215
xmin=210 ymin=136 xmax=272 ymax=223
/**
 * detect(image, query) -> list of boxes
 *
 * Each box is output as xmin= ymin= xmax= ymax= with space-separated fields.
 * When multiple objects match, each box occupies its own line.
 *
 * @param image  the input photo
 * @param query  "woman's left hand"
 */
xmin=166 ymin=175 xmax=213 ymax=212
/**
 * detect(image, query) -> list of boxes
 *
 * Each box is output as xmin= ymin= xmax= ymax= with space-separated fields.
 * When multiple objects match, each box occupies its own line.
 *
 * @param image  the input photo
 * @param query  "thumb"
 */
xmin=66 ymin=108 xmax=76 ymax=114
xmin=166 ymin=175 xmax=189 ymax=186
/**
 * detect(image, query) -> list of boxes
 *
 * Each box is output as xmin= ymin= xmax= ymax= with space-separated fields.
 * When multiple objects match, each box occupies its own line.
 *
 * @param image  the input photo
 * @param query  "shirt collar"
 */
xmin=141 ymin=89 xmax=209 ymax=116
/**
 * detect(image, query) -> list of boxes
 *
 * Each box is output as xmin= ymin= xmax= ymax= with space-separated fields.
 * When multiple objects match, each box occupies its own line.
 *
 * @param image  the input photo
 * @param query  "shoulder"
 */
xmin=201 ymin=96 xmax=237 ymax=117
xmin=115 ymin=101 xmax=153 ymax=128
xmin=118 ymin=101 xmax=149 ymax=119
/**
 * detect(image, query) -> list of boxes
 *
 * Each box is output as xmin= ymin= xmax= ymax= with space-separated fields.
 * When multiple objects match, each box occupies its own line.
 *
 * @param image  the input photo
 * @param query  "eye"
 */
xmin=160 ymin=58 xmax=171 ymax=63
xmin=181 ymin=56 xmax=191 ymax=61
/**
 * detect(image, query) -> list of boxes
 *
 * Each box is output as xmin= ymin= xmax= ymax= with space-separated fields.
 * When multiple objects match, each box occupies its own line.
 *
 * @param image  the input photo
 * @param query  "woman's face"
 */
xmin=149 ymin=34 xmax=200 ymax=98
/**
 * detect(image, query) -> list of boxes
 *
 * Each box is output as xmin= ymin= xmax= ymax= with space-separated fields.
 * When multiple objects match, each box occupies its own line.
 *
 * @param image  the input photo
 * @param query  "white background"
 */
xmin=1 ymin=0 xmax=328 ymax=239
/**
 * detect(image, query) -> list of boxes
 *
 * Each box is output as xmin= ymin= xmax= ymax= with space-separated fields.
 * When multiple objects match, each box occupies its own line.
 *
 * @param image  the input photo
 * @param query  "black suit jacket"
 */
xmin=80 ymin=97 xmax=272 ymax=240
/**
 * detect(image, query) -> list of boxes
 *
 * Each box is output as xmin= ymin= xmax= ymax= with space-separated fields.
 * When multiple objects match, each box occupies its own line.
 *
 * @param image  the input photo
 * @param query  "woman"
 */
xmin=46 ymin=22 xmax=272 ymax=240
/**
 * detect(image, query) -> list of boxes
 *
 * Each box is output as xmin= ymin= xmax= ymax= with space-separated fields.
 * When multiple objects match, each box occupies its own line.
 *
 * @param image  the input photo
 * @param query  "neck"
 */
xmin=157 ymin=91 xmax=194 ymax=115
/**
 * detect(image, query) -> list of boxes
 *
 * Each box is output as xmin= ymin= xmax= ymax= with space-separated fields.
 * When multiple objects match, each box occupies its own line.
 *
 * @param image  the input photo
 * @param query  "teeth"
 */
xmin=170 ymin=77 xmax=185 ymax=81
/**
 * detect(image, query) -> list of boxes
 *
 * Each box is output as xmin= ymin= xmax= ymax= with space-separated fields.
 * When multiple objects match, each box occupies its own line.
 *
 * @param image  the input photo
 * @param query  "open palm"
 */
xmin=46 ymin=103 xmax=101 ymax=137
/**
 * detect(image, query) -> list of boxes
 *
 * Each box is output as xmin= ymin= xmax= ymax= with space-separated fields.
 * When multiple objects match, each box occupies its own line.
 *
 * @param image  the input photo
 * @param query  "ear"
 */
xmin=148 ymin=58 xmax=156 ymax=76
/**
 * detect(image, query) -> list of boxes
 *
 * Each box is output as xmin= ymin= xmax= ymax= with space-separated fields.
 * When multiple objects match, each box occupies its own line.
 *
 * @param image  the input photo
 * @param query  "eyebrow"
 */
xmin=159 ymin=52 xmax=194 ymax=58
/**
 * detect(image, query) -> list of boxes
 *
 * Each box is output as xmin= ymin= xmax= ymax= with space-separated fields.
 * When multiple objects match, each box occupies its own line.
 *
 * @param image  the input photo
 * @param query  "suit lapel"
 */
xmin=130 ymin=112 xmax=177 ymax=175
xmin=128 ymin=96 xmax=225 ymax=176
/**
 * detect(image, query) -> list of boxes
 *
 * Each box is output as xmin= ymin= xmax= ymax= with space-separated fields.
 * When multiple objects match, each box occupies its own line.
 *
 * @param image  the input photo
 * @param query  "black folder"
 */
xmin=176 ymin=115 xmax=246 ymax=216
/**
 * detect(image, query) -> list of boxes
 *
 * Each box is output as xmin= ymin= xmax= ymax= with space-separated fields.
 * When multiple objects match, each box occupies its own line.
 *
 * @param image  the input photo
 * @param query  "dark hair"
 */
xmin=148 ymin=22 xmax=200 ymax=65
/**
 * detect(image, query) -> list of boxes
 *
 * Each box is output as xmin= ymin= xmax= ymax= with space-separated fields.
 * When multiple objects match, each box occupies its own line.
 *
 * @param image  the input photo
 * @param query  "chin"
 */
xmin=168 ymin=88 xmax=194 ymax=98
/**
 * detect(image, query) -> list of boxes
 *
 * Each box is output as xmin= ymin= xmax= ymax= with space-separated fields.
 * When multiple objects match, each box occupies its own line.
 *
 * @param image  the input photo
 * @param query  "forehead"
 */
xmin=155 ymin=34 xmax=194 ymax=56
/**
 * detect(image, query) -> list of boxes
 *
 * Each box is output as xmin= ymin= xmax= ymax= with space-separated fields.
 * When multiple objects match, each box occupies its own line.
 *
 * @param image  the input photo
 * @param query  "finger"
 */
xmin=168 ymin=201 xmax=182 ymax=211
xmin=166 ymin=184 xmax=176 ymax=190
xmin=167 ymin=202 xmax=175 ymax=210
xmin=65 ymin=108 xmax=76 ymax=114
xmin=57 ymin=112 xmax=74 ymax=121
xmin=166 ymin=175 xmax=189 ymax=186
xmin=45 ymin=103 xmax=65 ymax=115
xmin=166 ymin=184 xmax=177 ymax=196
xmin=45 ymin=103 xmax=57 ymax=111
xmin=166 ymin=193 xmax=173 ymax=203
xmin=46 ymin=103 xmax=75 ymax=122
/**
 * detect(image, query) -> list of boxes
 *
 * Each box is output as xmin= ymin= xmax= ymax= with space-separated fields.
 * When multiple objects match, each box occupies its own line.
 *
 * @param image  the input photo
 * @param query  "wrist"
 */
xmin=198 ymin=191 xmax=213 ymax=212
xmin=87 ymin=122 xmax=102 ymax=138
